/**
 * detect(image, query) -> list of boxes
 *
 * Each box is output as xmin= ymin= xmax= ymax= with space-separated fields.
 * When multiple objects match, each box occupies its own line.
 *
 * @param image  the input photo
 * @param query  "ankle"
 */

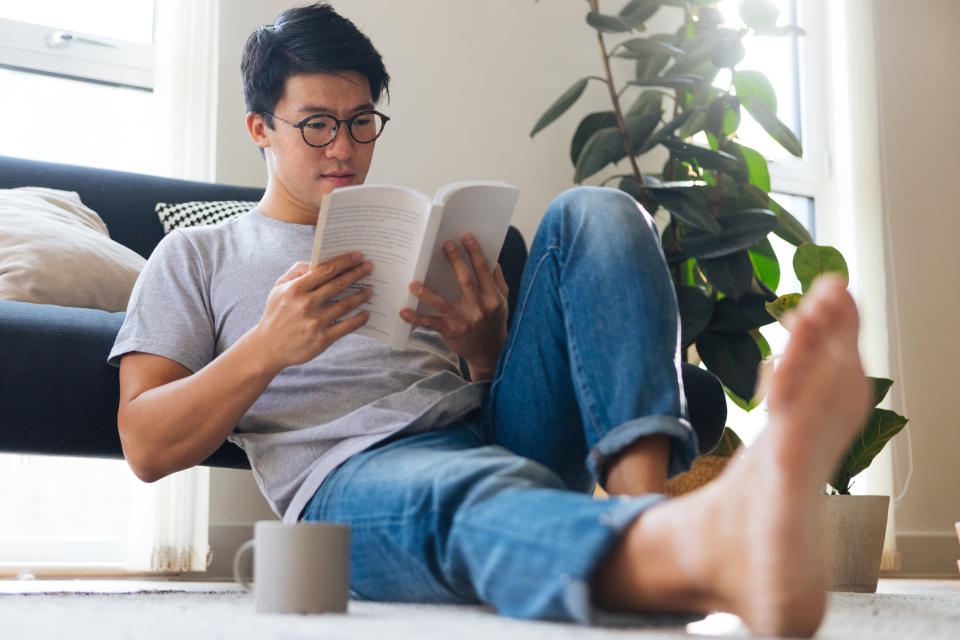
xmin=604 ymin=435 xmax=669 ymax=495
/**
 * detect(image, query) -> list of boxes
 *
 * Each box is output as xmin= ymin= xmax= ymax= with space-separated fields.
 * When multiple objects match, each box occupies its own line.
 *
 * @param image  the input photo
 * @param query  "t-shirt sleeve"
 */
xmin=108 ymin=230 xmax=215 ymax=372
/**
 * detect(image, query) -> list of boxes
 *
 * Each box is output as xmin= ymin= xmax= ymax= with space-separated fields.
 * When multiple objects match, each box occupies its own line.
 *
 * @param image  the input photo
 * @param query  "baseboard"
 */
xmin=883 ymin=532 xmax=960 ymax=578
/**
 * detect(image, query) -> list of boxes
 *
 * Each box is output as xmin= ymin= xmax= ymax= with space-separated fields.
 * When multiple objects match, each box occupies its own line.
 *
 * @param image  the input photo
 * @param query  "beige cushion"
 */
xmin=0 ymin=187 xmax=146 ymax=312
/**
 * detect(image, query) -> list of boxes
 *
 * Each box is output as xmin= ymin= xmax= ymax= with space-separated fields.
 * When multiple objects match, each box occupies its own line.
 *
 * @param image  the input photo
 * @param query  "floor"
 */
xmin=0 ymin=577 xmax=957 ymax=639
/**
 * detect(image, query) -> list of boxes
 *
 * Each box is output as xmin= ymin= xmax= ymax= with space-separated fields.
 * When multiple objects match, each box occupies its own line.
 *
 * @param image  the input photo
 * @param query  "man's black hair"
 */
xmin=241 ymin=2 xmax=390 ymax=126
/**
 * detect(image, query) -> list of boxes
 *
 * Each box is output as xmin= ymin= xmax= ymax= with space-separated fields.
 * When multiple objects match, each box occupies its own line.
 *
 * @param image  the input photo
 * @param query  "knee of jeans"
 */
xmin=544 ymin=186 xmax=661 ymax=254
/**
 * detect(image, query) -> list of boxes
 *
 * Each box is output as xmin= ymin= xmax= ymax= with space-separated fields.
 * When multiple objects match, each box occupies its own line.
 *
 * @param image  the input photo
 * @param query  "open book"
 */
xmin=310 ymin=181 xmax=520 ymax=349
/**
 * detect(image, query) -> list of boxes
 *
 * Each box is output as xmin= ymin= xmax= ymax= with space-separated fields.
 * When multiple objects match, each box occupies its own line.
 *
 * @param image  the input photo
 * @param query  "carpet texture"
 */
xmin=1 ymin=583 xmax=958 ymax=639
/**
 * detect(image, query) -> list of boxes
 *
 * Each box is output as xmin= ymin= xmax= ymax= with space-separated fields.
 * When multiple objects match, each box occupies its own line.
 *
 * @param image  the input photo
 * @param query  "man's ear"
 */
xmin=246 ymin=112 xmax=271 ymax=150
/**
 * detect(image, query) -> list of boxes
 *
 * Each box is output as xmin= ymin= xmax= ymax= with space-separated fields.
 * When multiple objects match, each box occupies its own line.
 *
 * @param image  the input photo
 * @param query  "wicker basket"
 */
xmin=665 ymin=454 xmax=731 ymax=496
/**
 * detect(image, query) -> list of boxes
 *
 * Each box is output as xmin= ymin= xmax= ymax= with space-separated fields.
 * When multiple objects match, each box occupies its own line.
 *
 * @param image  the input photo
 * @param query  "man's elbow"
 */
xmin=118 ymin=417 xmax=167 ymax=483
xmin=122 ymin=444 xmax=167 ymax=484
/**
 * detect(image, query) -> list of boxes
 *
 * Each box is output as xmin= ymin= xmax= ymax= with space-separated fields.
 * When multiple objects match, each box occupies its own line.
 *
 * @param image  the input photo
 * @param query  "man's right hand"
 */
xmin=252 ymin=251 xmax=373 ymax=373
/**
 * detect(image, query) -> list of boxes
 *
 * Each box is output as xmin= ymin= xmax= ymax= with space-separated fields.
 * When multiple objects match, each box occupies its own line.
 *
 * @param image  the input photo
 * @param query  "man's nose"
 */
xmin=324 ymin=124 xmax=354 ymax=159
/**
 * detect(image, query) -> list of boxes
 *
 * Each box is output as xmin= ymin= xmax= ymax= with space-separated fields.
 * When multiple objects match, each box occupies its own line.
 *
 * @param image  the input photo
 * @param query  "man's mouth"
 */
xmin=321 ymin=172 xmax=355 ymax=188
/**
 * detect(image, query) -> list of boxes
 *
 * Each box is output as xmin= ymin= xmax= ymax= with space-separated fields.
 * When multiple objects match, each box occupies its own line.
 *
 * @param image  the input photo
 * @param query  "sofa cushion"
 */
xmin=0 ymin=187 xmax=147 ymax=312
xmin=156 ymin=200 xmax=258 ymax=233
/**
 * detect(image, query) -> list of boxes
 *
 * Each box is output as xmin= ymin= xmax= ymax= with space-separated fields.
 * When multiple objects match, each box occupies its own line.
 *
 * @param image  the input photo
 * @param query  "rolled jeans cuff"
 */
xmin=587 ymin=415 xmax=700 ymax=488
xmin=559 ymin=494 xmax=703 ymax=627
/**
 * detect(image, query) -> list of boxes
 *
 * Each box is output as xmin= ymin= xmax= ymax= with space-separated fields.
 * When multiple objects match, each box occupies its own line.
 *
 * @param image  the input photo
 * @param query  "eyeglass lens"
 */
xmin=302 ymin=113 xmax=386 ymax=146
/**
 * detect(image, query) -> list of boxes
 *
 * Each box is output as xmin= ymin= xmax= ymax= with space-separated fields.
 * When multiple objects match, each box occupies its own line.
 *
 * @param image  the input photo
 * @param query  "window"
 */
xmin=0 ymin=1 xmax=160 ymax=174
xmin=0 ymin=2 xmax=154 ymax=89
xmin=0 ymin=1 xmax=158 ymax=572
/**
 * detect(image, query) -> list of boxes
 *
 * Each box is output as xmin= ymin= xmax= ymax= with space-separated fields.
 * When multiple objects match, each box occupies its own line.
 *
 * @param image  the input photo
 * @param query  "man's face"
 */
xmin=251 ymin=71 xmax=377 ymax=217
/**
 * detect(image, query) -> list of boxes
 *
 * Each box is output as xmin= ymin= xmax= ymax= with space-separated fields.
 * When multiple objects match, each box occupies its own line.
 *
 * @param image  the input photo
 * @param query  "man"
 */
xmin=110 ymin=3 xmax=871 ymax=637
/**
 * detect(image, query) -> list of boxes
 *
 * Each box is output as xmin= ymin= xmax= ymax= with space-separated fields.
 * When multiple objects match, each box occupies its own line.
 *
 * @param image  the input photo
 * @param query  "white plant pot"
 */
xmin=822 ymin=494 xmax=890 ymax=593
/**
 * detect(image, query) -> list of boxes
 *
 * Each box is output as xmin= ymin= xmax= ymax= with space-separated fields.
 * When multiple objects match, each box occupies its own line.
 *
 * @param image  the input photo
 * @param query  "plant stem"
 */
xmin=589 ymin=0 xmax=647 ymax=206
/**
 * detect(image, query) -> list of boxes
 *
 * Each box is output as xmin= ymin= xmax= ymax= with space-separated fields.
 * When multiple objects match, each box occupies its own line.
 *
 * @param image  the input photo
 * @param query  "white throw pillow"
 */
xmin=0 ymin=187 xmax=147 ymax=312
xmin=155 ymin=200 xmax=257 ymax=233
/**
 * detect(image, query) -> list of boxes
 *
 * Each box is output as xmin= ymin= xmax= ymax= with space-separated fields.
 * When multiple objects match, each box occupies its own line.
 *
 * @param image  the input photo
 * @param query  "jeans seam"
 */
xmin=491 ymin=245 xmax=559 ymax=389
xmin=557 ymin=276 xmax=606 ymax=444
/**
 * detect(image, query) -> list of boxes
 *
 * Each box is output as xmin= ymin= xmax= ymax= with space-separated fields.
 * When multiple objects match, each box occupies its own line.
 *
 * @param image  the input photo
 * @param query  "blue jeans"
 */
xmin=301 ymin=187 xmax=700 ymax=624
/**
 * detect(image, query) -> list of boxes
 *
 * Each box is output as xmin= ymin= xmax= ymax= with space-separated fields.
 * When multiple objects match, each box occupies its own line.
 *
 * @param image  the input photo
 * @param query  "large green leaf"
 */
xmin=630 ymin=74 xmax=704 ymax=89
xmin=734 ymin=143 xmax=770 ymax=191
xmin=626 ymin=109 xmax=664 ymax=150
xmin=764 ymin=194 xmax=814 ymax=245
xmin=635 ymin=34 xmax=679 ymax=80
xmin=615 ymin=37 xmax=684 ymax=58
xmin=708 ymin=293 xmax=776 ymax=333
xmin=619 ymin=0 xmax=660 ymax=28
xmin=647 ymin=187 xmax=722 ymax=233
xmin=570 ymin=112 xmax=618 ymax=166
xmin=749 ymin=237 xmax=780 ymax=290
xmin=710 ymin=37 xmax=746 ymax=69
xmin=711 ymin=427 xmax=743 ymax=456
xmin=680 ymin=210 xmax=778 ymax=260
xmin=870 ymin=377 xmax=894 ymax=408
xmin=830 ymin=408 xmax=909 ymax=494
xmin=734 ymin=70 xmax=777 ymax=112
xmin=530 ymin=78 xmax=590 ymax=138
xmin=627 ymin=89 xmax=665 ymax=117
xmin=742 ymin=96 xmax=803 ymax=157
xmin=677 ymin=285 xmax=715 ymax=348
xmin=739 ymin=0 xmax=780 ymax=29
xmin=660 ymin=138 xmax=745 ymax=178
xmin=707 ymin=95 xmax=741 ymax=138
xmin=699 ymin=250 xmax=755 ymax=297
xmin=652 ymin=108 xmax=696 ymax=142
xmin=586 ymin=11 xmax=632 ymax=33
xmin=697 ymin=329 xmax=761 ymax=401
xmin=764 ymin=292 xmax=802 ymax=322
xmin=793 ymin=243 xmax=849 ymax=293
xmin=574 ymin=127 xmax=623 ymax=183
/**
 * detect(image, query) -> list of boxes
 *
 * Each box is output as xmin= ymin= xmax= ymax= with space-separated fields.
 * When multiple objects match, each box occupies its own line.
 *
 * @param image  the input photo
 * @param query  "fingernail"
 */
xmin=443 ymin=241 xmax=455 ymax=253
xmin=362 ymin=261 xmax=373 ymax=273
xmin=463 ymin=233 xmax=476 ymax=246
xmin=410 ymin=282 xmax=422 ymax=294
xmin=352 ymin=251 xmax=363 ymax=261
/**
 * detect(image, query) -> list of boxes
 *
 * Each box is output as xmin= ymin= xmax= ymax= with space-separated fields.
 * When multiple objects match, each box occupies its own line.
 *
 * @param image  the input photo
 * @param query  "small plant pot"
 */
xmin=822 ymin=494 xmax=890 ymax=593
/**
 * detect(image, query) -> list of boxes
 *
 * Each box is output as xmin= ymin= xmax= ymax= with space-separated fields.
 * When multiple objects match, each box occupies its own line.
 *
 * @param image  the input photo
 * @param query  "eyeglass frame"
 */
xmin=263 ymin=110 xmax=390 ymax=148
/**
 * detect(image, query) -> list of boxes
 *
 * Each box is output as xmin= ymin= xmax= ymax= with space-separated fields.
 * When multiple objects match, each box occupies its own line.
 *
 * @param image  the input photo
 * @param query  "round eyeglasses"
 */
xmin=265 ymin=111 xmax=390 ymax=148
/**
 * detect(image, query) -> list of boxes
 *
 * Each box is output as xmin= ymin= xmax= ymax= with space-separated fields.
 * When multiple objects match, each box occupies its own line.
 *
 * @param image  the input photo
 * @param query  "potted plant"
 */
xmin=531 ymin=0 xmax=908 ymax=592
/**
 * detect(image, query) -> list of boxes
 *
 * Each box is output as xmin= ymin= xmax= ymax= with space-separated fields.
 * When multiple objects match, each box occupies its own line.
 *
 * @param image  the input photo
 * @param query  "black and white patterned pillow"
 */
xmin=155 ymin=200 xmax=258 ymax=234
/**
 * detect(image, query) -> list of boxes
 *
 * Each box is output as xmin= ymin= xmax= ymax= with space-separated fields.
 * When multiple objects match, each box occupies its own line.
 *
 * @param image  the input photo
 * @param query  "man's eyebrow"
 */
xmin=296 ymin=103 xmax=375 ymax=114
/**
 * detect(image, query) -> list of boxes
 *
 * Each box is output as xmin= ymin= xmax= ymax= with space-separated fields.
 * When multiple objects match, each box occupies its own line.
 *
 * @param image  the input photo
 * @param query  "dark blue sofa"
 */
xmin=0 ymin=154 xmax=725 ymax=471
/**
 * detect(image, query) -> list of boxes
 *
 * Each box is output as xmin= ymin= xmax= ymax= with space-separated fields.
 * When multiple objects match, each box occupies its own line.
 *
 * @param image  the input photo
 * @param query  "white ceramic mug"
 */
xmin=232 ymin=520 xmax=350 ymax=614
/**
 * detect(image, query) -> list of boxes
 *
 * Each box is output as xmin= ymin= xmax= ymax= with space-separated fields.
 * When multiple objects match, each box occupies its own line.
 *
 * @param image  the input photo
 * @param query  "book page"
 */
xmin=418 ymin=182 xmax=519 ymax=313
xmin=313 ymin=186 xmax=431 ymax=344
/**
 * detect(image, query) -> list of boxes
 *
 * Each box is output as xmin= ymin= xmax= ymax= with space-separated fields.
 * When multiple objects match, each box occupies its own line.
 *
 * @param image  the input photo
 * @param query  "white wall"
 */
xmin=873 ymin=0 xmax=960 ymax=574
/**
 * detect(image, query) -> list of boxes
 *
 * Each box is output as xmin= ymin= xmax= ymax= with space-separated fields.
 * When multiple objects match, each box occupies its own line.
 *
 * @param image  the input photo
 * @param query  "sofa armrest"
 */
xmin=0 ymin=300 xmax=249 ymax=469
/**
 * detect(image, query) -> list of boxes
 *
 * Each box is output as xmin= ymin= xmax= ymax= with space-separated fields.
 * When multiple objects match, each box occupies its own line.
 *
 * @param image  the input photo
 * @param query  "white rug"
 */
xmin=0 ymin=580 xmax=958 ymax=639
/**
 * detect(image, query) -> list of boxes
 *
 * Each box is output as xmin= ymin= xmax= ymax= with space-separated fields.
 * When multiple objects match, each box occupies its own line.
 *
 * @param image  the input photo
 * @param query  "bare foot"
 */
xmin=594 ymin=276 xmax=872 ymax=637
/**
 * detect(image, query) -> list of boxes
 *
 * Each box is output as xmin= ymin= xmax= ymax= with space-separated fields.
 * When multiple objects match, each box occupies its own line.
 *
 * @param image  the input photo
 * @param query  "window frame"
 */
xmin=0 ymin=17 xmax=154 ymax=90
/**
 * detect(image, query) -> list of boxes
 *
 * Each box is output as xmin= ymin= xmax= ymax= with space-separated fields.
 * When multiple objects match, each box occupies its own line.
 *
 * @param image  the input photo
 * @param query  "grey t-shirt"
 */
xmin=109 ymin=210 xmax=487 ymax=522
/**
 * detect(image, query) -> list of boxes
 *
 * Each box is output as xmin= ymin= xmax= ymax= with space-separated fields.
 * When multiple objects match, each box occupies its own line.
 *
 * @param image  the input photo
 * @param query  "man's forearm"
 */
xmin=119 ymin=330 xmax=280 ymax=482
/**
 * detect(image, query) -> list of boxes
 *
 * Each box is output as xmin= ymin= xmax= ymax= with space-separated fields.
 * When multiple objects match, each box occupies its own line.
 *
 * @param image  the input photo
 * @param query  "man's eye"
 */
xmin=352 ymin=117 xmax=372 ymax=126
xmin=306 ymin=121 xmax=329 ymax=130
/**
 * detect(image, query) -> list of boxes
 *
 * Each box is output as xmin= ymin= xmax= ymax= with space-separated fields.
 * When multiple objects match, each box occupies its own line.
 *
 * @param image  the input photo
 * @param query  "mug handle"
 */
xmin=232 ymin=539 xmax=255 ymax=591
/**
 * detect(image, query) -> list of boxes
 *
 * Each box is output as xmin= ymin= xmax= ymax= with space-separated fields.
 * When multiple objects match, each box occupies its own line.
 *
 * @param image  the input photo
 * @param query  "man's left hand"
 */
xmin=399 ymin=233 xmax=508 ymax=381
